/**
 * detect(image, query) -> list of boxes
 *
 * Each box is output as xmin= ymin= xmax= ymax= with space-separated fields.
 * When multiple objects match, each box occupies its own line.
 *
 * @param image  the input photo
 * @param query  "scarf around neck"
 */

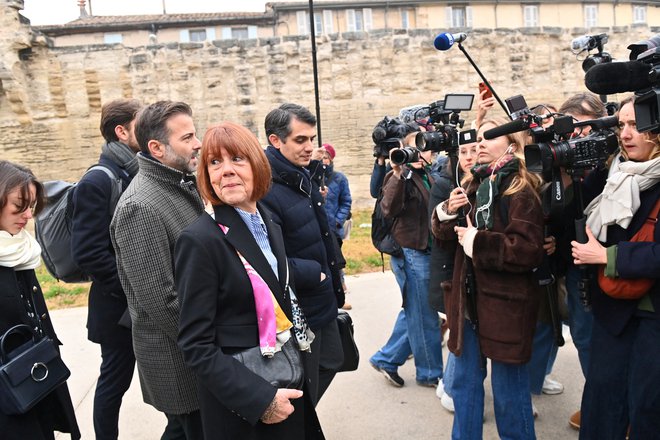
xmin=0 ymin=229 xmax=42 ymax=270
xmin=471 ymin=155 xmax=520 ymax=230
xmin=585 ymin=156 xmax=660 ymax=241
xmin=102 ymin=141 xmax=139 ymax=177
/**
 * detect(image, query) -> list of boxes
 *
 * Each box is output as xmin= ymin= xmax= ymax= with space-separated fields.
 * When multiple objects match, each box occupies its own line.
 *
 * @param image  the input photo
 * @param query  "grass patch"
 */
xmin=341 ymin=208 xmax=389 ymax=275
xmin=36 ymin=265 xmax=89 ymax=310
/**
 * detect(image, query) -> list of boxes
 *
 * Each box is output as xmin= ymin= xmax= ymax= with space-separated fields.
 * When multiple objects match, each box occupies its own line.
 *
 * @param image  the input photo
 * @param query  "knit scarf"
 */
xmin=585 ymin=156 xmax=660 ymax=242
xmin=471 ymin=156 xmax=520 ymax=230
xmin=0 ymin=229 xmax=42 ymax=270
xmin=102 ymin=141 xmax=139 ymax=177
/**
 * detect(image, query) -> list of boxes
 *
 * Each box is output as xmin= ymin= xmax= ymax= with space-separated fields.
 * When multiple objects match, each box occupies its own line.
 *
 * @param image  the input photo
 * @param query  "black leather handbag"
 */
xmin=231 ymin=336 xmax=304 ymax=390
xmin=336 ymin=310 xmax=359 ymax=372
xmin=0 ymin=324 xmax=71 ymax=415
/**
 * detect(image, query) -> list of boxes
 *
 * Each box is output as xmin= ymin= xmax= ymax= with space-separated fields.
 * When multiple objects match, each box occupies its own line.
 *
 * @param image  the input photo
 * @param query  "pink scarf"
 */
xmin=218 ymin=224 xmax=277 ymax=357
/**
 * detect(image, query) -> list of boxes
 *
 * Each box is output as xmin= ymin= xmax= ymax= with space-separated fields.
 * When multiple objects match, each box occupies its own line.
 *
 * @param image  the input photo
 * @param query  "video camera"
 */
xmin=584 ymin=34 xmax=660 ymax=133
xmin=413 ymin=93 xmax=474 ymax=156
xmin=572 ymin=33 xmax=612 ymax=73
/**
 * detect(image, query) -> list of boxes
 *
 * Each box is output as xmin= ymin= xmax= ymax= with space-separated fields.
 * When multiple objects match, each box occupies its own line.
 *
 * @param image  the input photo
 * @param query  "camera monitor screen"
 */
xmin=444 ymin=94 xmax=474 ymax=112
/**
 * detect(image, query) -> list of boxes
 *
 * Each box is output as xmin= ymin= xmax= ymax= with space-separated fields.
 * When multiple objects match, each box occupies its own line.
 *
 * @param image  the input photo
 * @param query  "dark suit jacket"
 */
xmin=175 ymin=203 xmax=321 ymax=439
xmin=70 ymin=153 xmax=133 ymax=345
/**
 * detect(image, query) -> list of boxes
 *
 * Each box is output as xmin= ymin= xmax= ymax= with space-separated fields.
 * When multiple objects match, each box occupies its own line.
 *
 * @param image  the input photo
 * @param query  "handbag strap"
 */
xmin=631 ymin=198 xmax=660 ymax=242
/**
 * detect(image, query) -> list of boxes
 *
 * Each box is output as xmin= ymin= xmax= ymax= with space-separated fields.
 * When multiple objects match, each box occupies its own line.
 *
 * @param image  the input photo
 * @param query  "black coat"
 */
xmin=70 ymin=153 xmax=133 ymax=345
xmin=261 ymin=146 xmax=343 ymax=331
xmin=0 ymin=266 xmax=81 ymax=439
xmin=175 ymin=204 xmax=323 ymax=439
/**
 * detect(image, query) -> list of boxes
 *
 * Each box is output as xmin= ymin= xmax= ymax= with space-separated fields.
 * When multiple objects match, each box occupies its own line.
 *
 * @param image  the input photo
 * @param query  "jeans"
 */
xmin=581 ymin=315 xmax=660 ymax=440
xmin=528 ymin=321 xmax=554 ymax=395
xmin=452 ymin=321 xmax=536 ymax=440
xmin=443 ymin=351 xmax=457 ymax=396
xmin=370 ymin=248 xmax=443 ymax=384
xmin=93 ymin=341 xmax=136 ymax=440
xmin=565 ymin=266 xmax=593 ymax=377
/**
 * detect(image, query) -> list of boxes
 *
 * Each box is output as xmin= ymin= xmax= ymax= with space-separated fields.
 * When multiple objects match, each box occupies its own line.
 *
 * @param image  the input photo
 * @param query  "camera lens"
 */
xmin=390 ymin=147 xmax=420 ymax=165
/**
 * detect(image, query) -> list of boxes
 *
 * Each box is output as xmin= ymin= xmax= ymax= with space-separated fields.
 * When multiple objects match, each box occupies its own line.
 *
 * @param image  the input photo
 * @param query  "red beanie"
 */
xmin=322 ymin=143 xmax=336 ymax=159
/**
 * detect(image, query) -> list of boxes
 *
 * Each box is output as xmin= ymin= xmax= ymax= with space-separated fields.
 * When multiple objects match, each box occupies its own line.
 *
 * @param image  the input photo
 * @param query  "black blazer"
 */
xmin=175 ymin=203 xmax=319 ymax=439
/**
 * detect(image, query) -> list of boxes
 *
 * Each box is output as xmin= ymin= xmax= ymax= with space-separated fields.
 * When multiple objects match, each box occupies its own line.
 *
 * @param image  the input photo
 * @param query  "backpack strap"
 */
xmin=85 ymin=164 xmax=123 ymax=212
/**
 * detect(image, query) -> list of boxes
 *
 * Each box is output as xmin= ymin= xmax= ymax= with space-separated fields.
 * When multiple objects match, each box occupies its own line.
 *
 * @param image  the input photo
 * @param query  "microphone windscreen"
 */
xmin=483 ymin=118 xmax=530 ymax=140
xmin=434 ymin=33 xmax=453 ymax=51
xmin=584 ymin=61 xmax=652 ymax=95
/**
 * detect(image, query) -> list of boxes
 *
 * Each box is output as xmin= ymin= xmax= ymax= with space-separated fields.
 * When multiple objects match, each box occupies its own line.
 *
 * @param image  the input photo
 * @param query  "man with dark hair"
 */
xmin=261 ymin=102 xmax=345 ymax=406
xmin=70 ymin=98 xmax=141 ymax=440
xmin=110 ymin=100 xmax=204 ymax=439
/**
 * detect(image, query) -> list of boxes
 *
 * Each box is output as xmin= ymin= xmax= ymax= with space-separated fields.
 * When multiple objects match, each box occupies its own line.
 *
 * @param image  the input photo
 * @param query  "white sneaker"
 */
xmin=441 ymin=392 xmax=455 ymax=413
xmin=542 ymin=375 xmax=564 ymax=395
xmin=436 ymin=379 xmax=445 ymax=399
xmin=532 ymin=403 xmax=539 ymax=419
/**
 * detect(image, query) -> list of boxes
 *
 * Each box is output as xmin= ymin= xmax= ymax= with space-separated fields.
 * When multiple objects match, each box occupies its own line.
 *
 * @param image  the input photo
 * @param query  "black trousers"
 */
xmin=93 ymin=340 xmax=136 ymax=440
xmin=161 ymin=410 xmax=204 ymax=440
xmin=302 ymin=318 xmax=344 ymax=406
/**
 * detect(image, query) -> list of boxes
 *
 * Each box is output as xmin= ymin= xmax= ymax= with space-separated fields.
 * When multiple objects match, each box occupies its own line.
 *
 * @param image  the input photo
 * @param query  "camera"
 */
xmin=572 ymin=33 xmax=612 ymax=73
xmin=633 ymin=45 xmax=660 ymax=133
xmin=525 ymin=129 xmax=619 ymax=177
xmin=415 ymin=93 xmax=474 ymax=155
xmin=390 ymin=147 xmax=420 ymax=166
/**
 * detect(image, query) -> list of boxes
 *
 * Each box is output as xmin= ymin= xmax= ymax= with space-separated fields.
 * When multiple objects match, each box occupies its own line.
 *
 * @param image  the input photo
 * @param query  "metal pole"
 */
xmin=308 ymin=0 xmax=322 ymax=147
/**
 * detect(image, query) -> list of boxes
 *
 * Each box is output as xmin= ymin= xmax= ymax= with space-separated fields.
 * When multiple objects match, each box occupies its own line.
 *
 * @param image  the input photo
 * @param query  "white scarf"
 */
xmin=0 ymin=229 xmax=42 ymax=270
xmin=585 ymin=157 xmax=660 ymax=242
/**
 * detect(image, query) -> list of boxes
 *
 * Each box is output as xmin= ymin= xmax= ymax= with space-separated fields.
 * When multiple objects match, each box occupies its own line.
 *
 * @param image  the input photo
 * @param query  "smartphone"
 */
xmin=478 ymin=82 xmax=493 ymax=100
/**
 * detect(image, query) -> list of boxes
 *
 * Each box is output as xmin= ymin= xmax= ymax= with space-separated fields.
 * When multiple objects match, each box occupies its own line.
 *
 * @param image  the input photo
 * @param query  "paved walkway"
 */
xmin=52 ymin=271 xmax=583 ymax=439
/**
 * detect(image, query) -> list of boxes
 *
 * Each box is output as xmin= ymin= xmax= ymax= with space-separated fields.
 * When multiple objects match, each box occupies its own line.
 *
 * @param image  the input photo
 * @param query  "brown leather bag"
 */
xmin=597 ymin=198 xmax=660 ymax=300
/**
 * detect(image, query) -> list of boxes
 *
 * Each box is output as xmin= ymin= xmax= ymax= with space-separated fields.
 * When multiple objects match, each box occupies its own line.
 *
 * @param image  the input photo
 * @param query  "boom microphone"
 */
xmin=584 ymin=61 xmax=653 ymax=95
xmin=434 ymin=32 xmax=468 ymax=51
xmin=483 ymin=118 xmax=530 ymax=140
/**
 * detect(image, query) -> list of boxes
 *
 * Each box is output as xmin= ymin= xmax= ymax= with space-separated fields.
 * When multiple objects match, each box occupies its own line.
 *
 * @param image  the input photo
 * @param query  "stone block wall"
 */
xmin=0 ymin=4 xmax=656 ymax=207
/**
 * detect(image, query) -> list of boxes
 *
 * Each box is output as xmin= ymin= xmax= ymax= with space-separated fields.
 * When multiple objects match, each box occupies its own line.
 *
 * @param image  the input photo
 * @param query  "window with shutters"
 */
xmin=347 ymin=8 xmax=372 ymax=31
xmin=314 ymin=12 xmax=323 ymax=36
xmin=297 ymin=10 xmax=309 ymax=35
xmin=323 ymin=10 xmax=333 ymax=34
xmin=401 ymin=10 xmax=409 ymax=29
xmin=584 ymin=4 xmax=598 ymax=28
xmin=445 ymin=6 xmax=472 ymax=28
xmin=189 ymin=29 xmax=206 ymax=42
xmin=523 ymin=5 xmax=539 ymax=27
xmin=104 ymin=33 xmax=122 ymax=44
xmin=633 ymin=5 xmax=647 ymax=24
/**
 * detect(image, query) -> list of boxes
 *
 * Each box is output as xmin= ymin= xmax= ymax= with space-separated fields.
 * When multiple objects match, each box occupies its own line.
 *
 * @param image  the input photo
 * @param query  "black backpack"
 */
xmin=371 ymin=190 xmax=402 ymax=263
xmin=35 ymin=165 xmax=122 ymax=283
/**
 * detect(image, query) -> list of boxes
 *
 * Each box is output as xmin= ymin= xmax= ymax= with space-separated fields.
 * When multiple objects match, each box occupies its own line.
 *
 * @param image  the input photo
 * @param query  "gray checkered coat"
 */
xmin=110 ymin=154 xmax=204 ymax=414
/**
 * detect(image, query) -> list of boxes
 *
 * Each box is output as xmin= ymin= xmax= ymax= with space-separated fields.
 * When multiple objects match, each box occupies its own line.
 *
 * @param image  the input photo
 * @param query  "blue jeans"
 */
xmin=528 ymin=321 xmax=555 ymax=394
xmin=370 ymin=248 xmax=443 ymax=384
xmin=452 ymin=321 xmax=536 ymax=440
xmin=443 ymin=351 xmax=457 ymax=396
xmin=565 ymin=266 xmax=593 ymax=377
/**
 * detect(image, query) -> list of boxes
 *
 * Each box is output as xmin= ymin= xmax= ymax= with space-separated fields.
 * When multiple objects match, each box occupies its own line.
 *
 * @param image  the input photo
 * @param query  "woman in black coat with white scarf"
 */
xmin=0 ymin=160 xmax=80 ymax=440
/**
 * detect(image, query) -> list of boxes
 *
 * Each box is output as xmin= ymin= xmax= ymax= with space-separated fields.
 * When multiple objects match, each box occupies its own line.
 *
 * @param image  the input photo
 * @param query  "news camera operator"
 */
xmin=571 ymin=96 xmax=660 ymax=440
xmin=432 ymin=117 xmax=544 ymax=439
xmin=369 ymin=117 xmax=444 ymax=389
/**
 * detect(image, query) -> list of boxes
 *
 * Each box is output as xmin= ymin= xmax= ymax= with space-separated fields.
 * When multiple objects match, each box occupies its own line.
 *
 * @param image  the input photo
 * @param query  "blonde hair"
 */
xmin=617 ymin=96 xmax=660 ymax=162
xmin=463 ymin=117 xmax=543 ymax=198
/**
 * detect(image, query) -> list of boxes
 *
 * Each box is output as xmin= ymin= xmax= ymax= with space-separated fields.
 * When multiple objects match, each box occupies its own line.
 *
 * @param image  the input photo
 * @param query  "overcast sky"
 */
xmin=22 ymin=0 xmax=271 ymax=25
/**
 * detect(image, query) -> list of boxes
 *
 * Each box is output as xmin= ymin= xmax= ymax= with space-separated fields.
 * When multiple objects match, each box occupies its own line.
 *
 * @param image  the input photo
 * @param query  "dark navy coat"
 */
xmin=261 ymin=146 xmax=343 ymax=331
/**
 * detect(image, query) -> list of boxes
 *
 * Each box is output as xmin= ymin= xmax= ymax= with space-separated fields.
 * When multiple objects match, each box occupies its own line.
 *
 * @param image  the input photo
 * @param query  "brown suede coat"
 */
xmin=381 ymin=168 xmax=431 ymax=250
xmin=432 ymin=175 xmax=544 ymax=364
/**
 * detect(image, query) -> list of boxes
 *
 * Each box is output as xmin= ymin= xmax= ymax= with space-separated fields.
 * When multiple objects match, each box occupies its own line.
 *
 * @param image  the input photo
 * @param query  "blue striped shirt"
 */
xmin=235 ymin=207 xmax=279 ymax=279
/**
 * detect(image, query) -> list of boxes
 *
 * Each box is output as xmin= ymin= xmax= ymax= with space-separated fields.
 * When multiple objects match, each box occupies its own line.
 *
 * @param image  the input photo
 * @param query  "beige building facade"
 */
xmin=34 ymin=1 xmax=659 ymax=48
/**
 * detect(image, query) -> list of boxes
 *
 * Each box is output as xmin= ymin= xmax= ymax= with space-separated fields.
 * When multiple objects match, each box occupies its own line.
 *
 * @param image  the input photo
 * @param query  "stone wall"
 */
xmin=0 ymin=4 xmax=656 ymax=207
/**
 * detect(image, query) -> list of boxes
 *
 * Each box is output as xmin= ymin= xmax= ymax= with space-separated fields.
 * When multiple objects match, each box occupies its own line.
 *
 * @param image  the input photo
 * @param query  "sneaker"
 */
xmin=542 ymin=375 xmax=564 ymax=395
xmin=440 ymin=392 xmax=455 ymax=413
xmin=532 ymin=403 xmax=539 ymax=419
xmin=436 ymin=380 xmax=445 ymax=399
xmin=417 ymin=379 xmax=439 ymax=388
xmin=569 ymin=410 xmax=581 ymax=430
xmin=370 ymin=362 xmax=404 ymax=387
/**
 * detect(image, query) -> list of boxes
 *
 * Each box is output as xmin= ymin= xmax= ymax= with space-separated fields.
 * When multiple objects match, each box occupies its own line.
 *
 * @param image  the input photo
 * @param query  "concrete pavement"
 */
xmin=52 ymin=270 xmax=583 ymax=439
